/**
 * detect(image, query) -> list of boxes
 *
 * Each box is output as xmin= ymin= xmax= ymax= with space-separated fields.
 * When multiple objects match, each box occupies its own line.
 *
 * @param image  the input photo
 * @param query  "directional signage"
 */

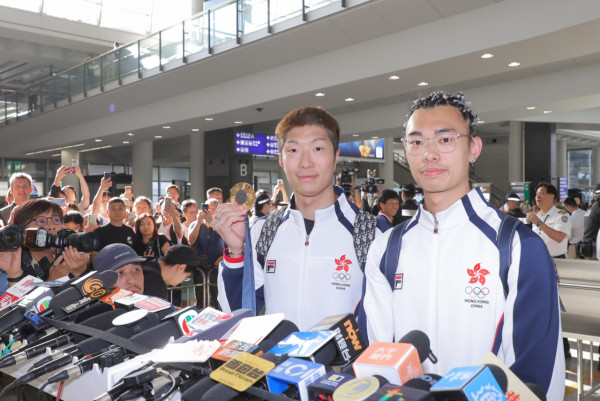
xmin=235 ymin=132 xmax=278 ymax=156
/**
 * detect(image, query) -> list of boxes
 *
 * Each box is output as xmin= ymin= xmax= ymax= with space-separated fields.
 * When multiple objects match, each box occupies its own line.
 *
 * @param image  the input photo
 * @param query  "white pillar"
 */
xmin=383 ymin=137 xmax=395 ymax=189
xmin=556 ymin=138 xmax=567 ymax=180
xmin=508 ymin=121 xmax=524 ymax=183
xmin=593 ymin=145 xmax=600 ymax=186
xmin=190 ymin=133 xmax=205 ymax=202
xmin=132 ymin=141 xmax=153 ymax=199
xmin=60 ymin=149 xmax=80 ymax=196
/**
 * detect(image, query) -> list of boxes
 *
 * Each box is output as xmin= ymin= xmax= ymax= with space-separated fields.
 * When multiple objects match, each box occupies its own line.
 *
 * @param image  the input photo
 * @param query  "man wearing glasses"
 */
xmin=360 ymin=92 xmax=564 ymax=400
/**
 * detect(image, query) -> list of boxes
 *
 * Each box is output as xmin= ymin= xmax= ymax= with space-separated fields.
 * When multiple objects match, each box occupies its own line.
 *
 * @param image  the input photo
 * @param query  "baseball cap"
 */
xmin=163 ymin=244 xmax=203 ymax=267
xmin=94 ymin=243 xmax=145 ymax=272
xmin=505 ymin=192 xmax=521 ymax=202
xmin=594 ymin=183 xmax=600 ymax=194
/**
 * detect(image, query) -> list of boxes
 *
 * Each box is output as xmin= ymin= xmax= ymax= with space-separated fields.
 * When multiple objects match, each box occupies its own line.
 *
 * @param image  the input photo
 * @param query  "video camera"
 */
xmin=0 ymin=225 xmax=24 ymax=251
xmin=24 ymin=228 xmax=99 ymax=256
xmin=364 ymin=169 xmax=385 ymax=194
xmin=338 ymin=168 xmax=359 ymax=196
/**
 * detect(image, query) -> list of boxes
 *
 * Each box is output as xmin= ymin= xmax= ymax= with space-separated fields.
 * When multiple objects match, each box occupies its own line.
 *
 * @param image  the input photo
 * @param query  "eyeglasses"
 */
xmin=401 ymin=133 xmax=470 ymax=155
xmin=29 ymin=215 xmax=62 ymax=227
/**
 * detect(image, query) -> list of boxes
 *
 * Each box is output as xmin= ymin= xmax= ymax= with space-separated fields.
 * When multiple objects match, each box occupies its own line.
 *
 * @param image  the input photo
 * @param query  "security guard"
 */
xmin=527 ymin=182 xmax=571 ymax=258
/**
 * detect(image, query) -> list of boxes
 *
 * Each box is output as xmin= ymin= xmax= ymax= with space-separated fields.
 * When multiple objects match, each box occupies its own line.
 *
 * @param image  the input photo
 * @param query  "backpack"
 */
xmin=256 ymin=207 xmax=378 ymax=272
xmin=379 ymin=215 xmax=521 ymax=298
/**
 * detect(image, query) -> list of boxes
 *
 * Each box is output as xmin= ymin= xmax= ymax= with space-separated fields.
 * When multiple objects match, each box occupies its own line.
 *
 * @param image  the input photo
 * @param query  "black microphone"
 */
xmin=0 ymin=307 xmax=126 ymax=368
xmin=127 ymin=306 xmax=199 ymax=350
xmin=309 ymin=313 xmax=367 ymax=366
xmin=47 ymin=346 xmax=126 ymax=384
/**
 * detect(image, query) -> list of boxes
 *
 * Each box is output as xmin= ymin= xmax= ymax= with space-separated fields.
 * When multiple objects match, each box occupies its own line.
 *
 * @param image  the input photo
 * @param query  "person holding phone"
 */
xmin=49 ymin=164 xmax=91 ymax=213
xmin=90 ymin=175 xmax=113 ymax=225
xmin=134 ymin=213 xmax=171 ymax=259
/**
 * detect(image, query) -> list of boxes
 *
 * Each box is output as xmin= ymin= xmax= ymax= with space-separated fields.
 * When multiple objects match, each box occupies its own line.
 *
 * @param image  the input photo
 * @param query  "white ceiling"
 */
xmin=0 ymin=0 xmax=599 ymax=163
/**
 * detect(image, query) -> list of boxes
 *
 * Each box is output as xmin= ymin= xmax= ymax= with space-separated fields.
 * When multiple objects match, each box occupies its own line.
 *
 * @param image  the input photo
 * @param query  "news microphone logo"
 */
xmin=81 ymin=278 xmax=106 ymax=299
xmin=35 ymin=296 xmax=52 ymax=313
xmin=344 ymin=319 xmax=362 ymax=351
xmin=177 ymin=310 xmax=198 ymax=335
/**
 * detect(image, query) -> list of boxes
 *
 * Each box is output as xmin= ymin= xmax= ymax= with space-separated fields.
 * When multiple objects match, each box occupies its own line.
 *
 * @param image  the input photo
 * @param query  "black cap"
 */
xmin=594 ymin=183 xmax=600 ymax=194
xmin=255 ymin=192 xmax=271 ymax=207
xmin=163 ymin=244 xmax=203 ymax=267
xmin=505 ymin=192 xmax=521 ymax=202
xmin=94 ymin=243 xmax=145 ymax=272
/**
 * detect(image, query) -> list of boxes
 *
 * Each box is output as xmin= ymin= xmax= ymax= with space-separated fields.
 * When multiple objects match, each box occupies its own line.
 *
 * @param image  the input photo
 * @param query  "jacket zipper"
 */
xmin=433 ymin=216 xmax=439 ymax=234
xmin=305 ymin=234 xmax=310 ymax=246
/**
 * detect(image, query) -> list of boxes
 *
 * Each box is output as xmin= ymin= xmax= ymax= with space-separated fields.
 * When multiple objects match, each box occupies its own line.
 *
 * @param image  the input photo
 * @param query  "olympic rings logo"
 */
xmin=332 ymin=273 xmax=351 ymax=282
xmin=465 ymin=286 xmax=489 ymax=299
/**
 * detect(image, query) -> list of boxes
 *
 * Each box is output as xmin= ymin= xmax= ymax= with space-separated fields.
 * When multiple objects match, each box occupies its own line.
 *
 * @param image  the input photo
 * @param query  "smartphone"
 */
xmin=50 ymin=198 xmax=65 ymax=207
xmin=165 ymin=196 xmax=172 ymax=207
xmin=128 ymin=212 xmax=135 ymax=220
xmin=277 ymin=179 xmax=284 ymax=185
xmin=70 ymin=159 xmax=79 ymax=173
xmin=88 ymin=213 xmax=97 ymax=225
xmin=103 ymin=172 xmax=111 ymax=180
xmin=201 ymin=203 xmax=209 ymax=212
xmin=125 ymin=185 xmax=132 ymax=194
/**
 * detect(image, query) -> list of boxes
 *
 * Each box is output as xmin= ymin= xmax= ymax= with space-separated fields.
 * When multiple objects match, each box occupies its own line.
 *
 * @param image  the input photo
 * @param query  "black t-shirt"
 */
xmin=94 ymin=223 xmax=137 ymax=251
xmin=142 ymin=260 xmax=168 ymax=300
xmin=134 ymin=234 xmax=171 ymax=259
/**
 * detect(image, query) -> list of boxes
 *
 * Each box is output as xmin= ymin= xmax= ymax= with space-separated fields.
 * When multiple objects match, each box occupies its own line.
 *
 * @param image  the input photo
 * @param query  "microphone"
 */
xmin=0 ymin=307 xmax=127 ymax=368
xmin=176 ymin=308 xmax=255 ymax=343
xmin=46 ymin=346 xmax=126 ymax=384
xmin=0 ymin=275 xmax=41 ymax=309
xmin=265 ymin=357 xmax=327 ymax=401
xmin=475 ymin=352 xmax=547 ymax=401
xmin=331 ymin=375 xmax=389 ymax=401
xmin=0 ymin=286 xmax=55 ymax=332
xmin=430 ymin=364 xmax=508 ymax=401
xmin=352 ymin=330 xmax=437 ymax=385
xmin=307 ymin=372 xmax=355 ymax=400
xmin=362 ymin=374 xmax=443 ymax=401
xmin=309 ymin=313 xmax=367 ymax=365
xmin=127 ymin=306 xmax=199 ymax=350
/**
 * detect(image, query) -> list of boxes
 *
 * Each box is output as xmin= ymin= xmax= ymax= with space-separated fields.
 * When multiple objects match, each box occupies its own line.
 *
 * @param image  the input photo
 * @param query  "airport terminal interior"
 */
xmin=1 ymin=0 xmax=600 ymax=399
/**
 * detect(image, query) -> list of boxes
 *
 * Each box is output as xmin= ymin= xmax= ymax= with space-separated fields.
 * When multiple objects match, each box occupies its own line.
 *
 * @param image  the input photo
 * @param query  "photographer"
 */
xmin=49 ymin=165 xmax=91 ymax=213
xmin=0 ymin=199 xmax=91 ymax=288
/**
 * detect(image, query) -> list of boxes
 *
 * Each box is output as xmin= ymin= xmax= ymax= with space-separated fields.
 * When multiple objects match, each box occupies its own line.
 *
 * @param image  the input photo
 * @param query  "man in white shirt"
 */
xmin=527 ymin=182 xmax=571 ymax=258
xmin=563 ymin=196 xmax=585 ymax=259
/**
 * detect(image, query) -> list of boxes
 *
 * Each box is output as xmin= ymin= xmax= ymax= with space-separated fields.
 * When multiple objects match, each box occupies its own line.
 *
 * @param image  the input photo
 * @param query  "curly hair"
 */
xmin=405 ymin=91 xmax=478 ymax=137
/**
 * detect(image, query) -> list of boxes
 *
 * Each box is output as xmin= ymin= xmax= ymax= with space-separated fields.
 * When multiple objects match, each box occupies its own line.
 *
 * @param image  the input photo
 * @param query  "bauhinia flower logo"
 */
xmin=468 ymin=263 xmax=489 ymax=285
xmin=335 ymin=255 xmax=352 ymax=272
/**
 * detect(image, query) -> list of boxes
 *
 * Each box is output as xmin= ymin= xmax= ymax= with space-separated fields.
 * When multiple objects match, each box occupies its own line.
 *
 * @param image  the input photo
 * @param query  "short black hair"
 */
xmin=535 ymin=182 xmax=558 ymax=203
xmin=563 ymin=196 xmax=578 ymax=208
xmin=406 ymin=91 xmax=478 ymax=137
xmin=379 ymin=189 xmax=400 ymax=205
xmin=64 ymin=210 xmax=84 ymax=226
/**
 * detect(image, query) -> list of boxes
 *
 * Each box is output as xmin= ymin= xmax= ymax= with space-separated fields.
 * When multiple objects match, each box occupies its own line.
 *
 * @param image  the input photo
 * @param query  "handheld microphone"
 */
xmin=47 ymin=346 xmax=126 ymax=384
xmin=352 ymin=330 xmax=436 ymax=385
xmin=309 ymin=313 xmax=367 ymax=366
xmin=331 ymin=375 xmax=389 ymax=401
xmin=430 ymin=364 xmax=508 ymax=401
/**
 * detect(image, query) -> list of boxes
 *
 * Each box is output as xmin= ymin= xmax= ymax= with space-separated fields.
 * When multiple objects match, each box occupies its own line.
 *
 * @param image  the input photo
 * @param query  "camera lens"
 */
xmin=0 ymin=225 xmax=24 ymax=250
xmin=65 ymin=232 xmax=100 ymax=253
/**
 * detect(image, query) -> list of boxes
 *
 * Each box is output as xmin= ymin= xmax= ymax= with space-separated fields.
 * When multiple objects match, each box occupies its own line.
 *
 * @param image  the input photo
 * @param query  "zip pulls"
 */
xmin=305 ymin=234 xmax=310 ymax=246
xmin=433 ymin=216 xmax=439 ymax=234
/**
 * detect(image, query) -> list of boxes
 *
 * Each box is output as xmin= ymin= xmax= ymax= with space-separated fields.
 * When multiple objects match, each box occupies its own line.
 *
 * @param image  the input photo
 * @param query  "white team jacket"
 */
xmin=361 ymin=189 xmax=565 ymax=401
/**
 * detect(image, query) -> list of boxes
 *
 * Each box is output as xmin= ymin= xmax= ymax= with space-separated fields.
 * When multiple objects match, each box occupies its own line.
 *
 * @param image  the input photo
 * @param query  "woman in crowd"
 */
xmin=64 ymin=210 xmax=84 ymax=232
xmin=134 ymin=213 xmax=171 ymax=259
xmin=250 ymin=191 xmax=272 ymax=224
xmin=0 ymin=199 xmax=91 ymax=291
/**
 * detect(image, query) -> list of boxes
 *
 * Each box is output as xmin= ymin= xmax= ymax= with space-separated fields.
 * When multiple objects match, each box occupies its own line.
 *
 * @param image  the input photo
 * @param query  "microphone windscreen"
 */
xmin=199 ymin=382 xmax=238 ymax=401
xmin=49 ymin=288 xmax=82 ymax=315
xmin=403 ymin=373 xmax=442 ymax=391
xmin=72 ymin=302 xmax=114 ymax=324
xmin=129 ymin=319 xmax=181 ymax=349
xmin=262 ymin=320 xmax=299 ymax=344
xmin=526 ymin=383 xmax=546 ymax=401
xmin=312 ymin=341 xmax=337 ymax=366
xmin=99 ymin=270 xmax=118 ymax=290
xmin=52 ymin=276 xmax=80 ymax=295
xmin=485 ymin=364 xmax=508 ymax=393
xmin=398 ymin=330 xmax=431 ymax=363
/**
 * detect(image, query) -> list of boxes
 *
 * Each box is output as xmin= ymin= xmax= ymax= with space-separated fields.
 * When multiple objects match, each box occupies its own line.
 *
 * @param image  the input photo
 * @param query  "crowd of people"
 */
xmin=0 ymin=91 xmax=581 ymax=400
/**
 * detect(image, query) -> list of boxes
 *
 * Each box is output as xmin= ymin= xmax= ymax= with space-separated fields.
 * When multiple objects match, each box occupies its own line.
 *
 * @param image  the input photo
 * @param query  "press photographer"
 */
xmin=0 ymin=199 xmax=95 ymax=293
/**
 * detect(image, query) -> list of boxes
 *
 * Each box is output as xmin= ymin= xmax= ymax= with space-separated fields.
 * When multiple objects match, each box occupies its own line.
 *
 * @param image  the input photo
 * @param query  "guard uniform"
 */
xmin=533 ymin=206 xmax=571 ymax=257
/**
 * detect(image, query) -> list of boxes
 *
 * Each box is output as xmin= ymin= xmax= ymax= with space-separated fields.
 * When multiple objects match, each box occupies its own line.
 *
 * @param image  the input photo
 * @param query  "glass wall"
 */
xmin=567 ymin=149 xmax=591 ymax=189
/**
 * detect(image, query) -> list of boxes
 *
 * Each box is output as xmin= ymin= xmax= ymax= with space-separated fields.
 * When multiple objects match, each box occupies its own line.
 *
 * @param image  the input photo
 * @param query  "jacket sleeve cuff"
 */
xmin=223 ymin=248 xmax=244 ymax=266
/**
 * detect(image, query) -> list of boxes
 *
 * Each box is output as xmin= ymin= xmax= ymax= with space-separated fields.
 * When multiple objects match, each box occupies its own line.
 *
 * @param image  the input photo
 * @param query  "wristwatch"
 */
xmin=536 ymin=220 xmax=544 ymax=227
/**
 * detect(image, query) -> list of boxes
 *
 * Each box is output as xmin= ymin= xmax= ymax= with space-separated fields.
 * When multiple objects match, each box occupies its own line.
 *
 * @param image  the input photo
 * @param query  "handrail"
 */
xmin=0 ymin=0 xmax=358 ymax=126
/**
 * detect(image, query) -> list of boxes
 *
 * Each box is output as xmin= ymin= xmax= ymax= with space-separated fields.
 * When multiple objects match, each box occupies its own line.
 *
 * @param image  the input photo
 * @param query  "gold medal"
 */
xmin=230 ymin=182 xmax=255 ymax=211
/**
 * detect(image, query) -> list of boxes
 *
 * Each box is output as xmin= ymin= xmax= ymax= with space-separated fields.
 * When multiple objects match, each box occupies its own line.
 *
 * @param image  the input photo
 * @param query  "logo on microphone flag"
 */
xmin=178 ymin=310 xmax=199 ymax=335
xmin=36 ymin=296 xmax=52 ymax=312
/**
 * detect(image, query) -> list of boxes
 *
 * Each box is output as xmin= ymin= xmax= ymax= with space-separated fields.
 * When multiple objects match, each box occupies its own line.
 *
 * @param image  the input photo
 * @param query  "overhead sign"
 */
xmin=234 ymin=132 xmax=278 ymax=156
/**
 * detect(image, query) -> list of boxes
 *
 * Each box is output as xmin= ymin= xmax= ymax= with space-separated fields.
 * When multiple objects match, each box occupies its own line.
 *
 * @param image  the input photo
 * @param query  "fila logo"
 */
xmin=266 ymin=260 xmax=276 ymax=273
xmin=394 ymin=273 xmax=403 ymax=290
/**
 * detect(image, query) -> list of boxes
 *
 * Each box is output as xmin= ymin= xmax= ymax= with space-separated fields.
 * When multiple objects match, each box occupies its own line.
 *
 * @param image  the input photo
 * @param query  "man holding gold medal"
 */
xmin=212 ymin=106 xmax=383 ymax=330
